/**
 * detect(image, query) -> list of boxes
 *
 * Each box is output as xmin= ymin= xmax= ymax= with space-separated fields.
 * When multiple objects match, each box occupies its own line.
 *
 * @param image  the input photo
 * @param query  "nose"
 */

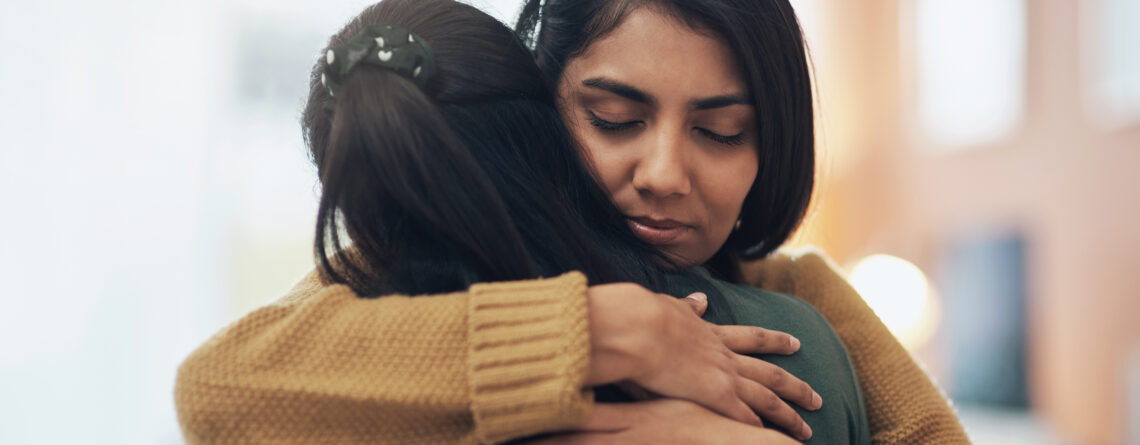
xmin=632 ymin=126 xmax=692 ymax=199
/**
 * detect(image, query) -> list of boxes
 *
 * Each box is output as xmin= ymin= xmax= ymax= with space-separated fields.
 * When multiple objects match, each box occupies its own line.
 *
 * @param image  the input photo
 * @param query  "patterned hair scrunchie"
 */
xmin=321 ymin=24 xmax=437 ymax=115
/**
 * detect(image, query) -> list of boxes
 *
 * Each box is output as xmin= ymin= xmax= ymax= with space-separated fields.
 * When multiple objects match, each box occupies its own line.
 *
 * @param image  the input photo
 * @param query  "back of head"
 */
xmin=302 ymin=0 xmax=668 ymax=295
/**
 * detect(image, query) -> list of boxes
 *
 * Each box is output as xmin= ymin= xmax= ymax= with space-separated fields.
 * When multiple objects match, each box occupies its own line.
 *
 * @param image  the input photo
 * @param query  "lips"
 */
xmin=627 ymin=216 xmax=691 ymax=245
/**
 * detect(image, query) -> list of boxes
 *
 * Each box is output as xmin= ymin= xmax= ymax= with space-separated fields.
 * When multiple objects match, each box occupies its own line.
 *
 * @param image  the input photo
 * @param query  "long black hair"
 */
xmin=516 ymin=0 xmax=817 ymax=281
xmin=301 ymin=0 xmax=690 ymax=297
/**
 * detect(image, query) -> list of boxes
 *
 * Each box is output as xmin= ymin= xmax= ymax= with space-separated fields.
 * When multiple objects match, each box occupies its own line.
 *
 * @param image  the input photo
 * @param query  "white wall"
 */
xmin=0 ymin=0 xmax=524 ymax=443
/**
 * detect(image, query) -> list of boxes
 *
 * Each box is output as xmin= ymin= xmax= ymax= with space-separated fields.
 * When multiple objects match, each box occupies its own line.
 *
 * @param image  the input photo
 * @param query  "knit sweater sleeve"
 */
xmin=739 ymin=248 xmax=971 ymax=445
xmin=174 ymin=271 xmax=592 ymax=445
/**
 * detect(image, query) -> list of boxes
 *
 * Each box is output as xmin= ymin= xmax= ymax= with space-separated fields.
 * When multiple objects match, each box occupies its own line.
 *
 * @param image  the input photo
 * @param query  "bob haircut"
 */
xmin=516 ymin=0 xmax=816 ymax=280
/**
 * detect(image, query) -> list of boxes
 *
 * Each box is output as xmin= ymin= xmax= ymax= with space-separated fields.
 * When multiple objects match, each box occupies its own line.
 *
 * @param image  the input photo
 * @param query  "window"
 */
xmin=913 ymin=0 xmax=1027 ymax=149
xmin=1083 ymin=0 xmax=1140 ymax=128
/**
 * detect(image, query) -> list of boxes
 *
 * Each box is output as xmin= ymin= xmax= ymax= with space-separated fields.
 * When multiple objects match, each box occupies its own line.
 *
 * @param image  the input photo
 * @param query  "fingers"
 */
xmin=736 ymin=377 xmax=814 ymax=441
xmin=737 ymin=355 xmax=822 ymax=412
xmin=712 ymin=325 xmax=800 ymax=355
xmin=694 ymin=368 xmax=765 ymax=427
xmin=682 ymin=292 xmax=709 ymax=316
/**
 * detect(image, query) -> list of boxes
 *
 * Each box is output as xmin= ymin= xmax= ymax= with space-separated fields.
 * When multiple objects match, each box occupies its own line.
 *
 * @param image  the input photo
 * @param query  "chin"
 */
xmin=657 ymin=247 xmax=705 ymax=269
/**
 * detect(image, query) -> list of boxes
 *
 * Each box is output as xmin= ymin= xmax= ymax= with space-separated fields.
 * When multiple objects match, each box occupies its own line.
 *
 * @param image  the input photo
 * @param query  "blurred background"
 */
xmin=0 ymin=0 xmax=1135 ymax=443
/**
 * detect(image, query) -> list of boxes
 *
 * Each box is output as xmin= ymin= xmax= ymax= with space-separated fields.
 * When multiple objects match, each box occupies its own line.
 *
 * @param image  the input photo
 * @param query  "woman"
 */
xmin=176 ymin=0 xmax=967 ymax=443
xmin=177 ymin=0 xmax=865 ymax=442
xmin=515 ymin=1 xmax=968 ymax=442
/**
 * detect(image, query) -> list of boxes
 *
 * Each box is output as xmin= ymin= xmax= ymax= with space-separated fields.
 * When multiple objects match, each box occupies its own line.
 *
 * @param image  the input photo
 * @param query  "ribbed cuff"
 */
xmin=467 ymin=272 xmax=593 ymax=444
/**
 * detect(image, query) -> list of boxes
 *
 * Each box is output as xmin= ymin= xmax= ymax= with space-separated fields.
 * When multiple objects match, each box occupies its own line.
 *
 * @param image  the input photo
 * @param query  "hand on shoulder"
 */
xmin=584 ymin=282 xmax=819 ymax=440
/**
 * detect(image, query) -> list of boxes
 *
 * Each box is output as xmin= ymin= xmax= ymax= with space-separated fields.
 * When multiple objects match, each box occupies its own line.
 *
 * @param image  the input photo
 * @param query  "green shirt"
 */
xmin=666 ymin=269 xmax=872 ymax=445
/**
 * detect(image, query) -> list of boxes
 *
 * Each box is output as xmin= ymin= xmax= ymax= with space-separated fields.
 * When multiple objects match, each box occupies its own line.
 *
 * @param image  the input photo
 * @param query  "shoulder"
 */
xmin=736 ymin=247 xmax=881 ymax=328
xmin=710 ymin=279 xmax=823 ymax=324
xmin=738 ymin=246 xmax=854 ymax=298
xmin=703 ymin=275 xmax=844 ymax=359
xmin=708 ymin=267 xmax=871 ymax=444
xmin=275 ymin=267 xmax=332 ymax=305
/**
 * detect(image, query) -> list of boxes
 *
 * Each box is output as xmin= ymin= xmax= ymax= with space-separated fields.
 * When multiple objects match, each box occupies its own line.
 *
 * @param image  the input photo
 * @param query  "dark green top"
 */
xmin=664 ymin=269 xmax=872 ymax=444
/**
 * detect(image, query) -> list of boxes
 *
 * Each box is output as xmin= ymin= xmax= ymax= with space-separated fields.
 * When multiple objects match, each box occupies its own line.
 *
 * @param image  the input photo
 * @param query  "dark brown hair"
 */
xmin=301 ymin=0 xmax=679 ymax=295
xmin=517 ymin=0 xmax=816 ymax=280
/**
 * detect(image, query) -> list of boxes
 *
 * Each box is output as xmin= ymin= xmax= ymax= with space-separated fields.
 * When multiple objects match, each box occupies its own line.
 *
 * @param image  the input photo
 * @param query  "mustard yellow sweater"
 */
xmin=175 ymin=249 xmax=969 ymax=444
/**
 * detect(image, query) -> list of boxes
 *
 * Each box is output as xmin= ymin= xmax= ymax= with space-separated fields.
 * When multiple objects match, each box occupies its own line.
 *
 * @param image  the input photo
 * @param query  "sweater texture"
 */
xmin=740 ymin=248 xmax=970 ymax=444
xmin=175 ymin=248 xmax=970 ymax=444
xmin=176 ymin=272 xmax=590 ymax=444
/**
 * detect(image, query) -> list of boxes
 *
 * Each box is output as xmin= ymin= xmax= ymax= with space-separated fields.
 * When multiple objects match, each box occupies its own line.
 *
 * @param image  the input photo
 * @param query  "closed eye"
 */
xmin=697 ymin=128 xmax=746 ymax=146
xmin=588 ymin=111 xmax=640 ymax=132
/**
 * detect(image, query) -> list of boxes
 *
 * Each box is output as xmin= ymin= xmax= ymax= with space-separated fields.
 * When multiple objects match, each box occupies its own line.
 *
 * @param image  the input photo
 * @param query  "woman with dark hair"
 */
xmin=178 ymin=0 xmax=870 ymax=443
xmin=512 ymin=0 xmax=969 ymax=442
xmin=176 ymin=0 xmax=967 ymax=443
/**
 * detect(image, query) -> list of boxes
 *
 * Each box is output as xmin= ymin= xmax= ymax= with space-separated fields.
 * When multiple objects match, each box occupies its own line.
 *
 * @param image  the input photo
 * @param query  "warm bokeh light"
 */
xmin=849 ymin=254 xmax=940 ymax=350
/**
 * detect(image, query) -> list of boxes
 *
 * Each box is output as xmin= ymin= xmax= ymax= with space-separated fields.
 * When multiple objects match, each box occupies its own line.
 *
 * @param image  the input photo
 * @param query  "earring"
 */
xmin=733 ymin=219 xmax=742 ymax=231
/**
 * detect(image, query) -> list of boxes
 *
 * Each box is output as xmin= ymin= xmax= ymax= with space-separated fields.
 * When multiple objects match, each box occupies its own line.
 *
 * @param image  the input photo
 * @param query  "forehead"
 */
xmin=566 ymin=7 xmax=748 ymax=98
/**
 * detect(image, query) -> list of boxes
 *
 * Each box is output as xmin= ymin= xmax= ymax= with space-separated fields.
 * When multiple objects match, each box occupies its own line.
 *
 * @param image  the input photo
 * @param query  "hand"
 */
xmin=584 ymin=283 xmax=821 ymax=440
xmin=524 ymin=400 xmax=801 ymax=445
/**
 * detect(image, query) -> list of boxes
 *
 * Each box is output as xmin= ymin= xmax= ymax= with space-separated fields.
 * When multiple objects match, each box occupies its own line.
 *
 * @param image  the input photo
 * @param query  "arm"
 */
xmin=175 ymin=271 xmax=591 ymax=445
xmin=175 ymin=270 xmax=811 ymax=444
xmin=739 ymin=248 xmax=971 ymax=445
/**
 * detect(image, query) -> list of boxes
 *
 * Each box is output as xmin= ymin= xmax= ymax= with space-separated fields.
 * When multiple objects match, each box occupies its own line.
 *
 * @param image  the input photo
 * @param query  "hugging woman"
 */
xmin=175 ymin=0 xmax=969 ymax=443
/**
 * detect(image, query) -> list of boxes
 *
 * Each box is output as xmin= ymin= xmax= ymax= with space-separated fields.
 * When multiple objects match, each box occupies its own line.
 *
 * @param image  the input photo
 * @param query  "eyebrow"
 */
xmin=582 ymin=78 xmax=656 ymax=106
xmin=581 ymin=77 xmax=750 ymax=111
xmin=692 ymin=94 xmax=750 ymax=110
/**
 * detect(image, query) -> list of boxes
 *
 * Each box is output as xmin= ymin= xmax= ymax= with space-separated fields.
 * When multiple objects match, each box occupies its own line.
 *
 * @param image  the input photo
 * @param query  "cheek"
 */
xmin=709 ymin=149 xmax=759 ymax=226
xmin=573 ymin=131 xmax=630 ymax=195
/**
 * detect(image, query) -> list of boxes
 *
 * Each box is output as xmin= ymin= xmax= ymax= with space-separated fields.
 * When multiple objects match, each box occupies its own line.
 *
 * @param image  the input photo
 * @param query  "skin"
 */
xmin=558 ymin=6 xmax=760 ymax=267
xmin=584 ymin=285 xmax=818 ymax=440
xmin=530 ymin=399 xmax=801 ymax=445
xmin=552 ymin=7 xmax=812 ymax=443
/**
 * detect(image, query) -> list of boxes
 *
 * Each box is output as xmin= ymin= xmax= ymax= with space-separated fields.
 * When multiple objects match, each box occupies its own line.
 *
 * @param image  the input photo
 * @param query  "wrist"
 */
xmin=584 ymin=286 xmax=650 ymax=386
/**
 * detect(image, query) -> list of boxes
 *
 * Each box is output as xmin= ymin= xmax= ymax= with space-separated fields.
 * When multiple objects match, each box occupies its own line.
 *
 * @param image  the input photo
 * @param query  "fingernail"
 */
xmin=686 ymin=292 xmax=707 ymax=303
xmin=812 ymin=391 xmax=823 ymax=410
xmin=789 ymin=336 xmax=801 ymax=351
xmin=800 ymin=422 xmax=813 ymax=440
